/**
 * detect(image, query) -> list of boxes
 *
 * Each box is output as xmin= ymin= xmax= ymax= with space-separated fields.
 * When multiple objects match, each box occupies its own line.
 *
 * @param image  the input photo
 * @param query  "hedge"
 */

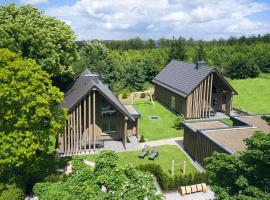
xmin=136 ymin=163 xmax=212 ymax=191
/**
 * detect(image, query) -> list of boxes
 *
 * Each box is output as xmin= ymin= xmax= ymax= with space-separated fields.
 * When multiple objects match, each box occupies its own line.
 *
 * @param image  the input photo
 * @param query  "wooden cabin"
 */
xmin=58 ymin=70 xmax=140 ymax=154
xmin=153 ymin=60 xmax=237 ymax=118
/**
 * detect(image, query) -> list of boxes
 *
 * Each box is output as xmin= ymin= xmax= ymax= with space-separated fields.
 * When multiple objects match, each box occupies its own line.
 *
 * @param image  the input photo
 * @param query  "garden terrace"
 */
xmin=80 ymin=145 xmax=198 ymax=175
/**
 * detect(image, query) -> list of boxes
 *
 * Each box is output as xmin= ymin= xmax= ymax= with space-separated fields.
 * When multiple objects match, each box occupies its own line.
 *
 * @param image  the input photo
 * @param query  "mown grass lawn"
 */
xmin=133 ymin=100 xmax=183 ymax=141
xmin=82 ymin=145 xmax=198 ymax=175
xmin=228 ymin=73 xmax=270 ymax=114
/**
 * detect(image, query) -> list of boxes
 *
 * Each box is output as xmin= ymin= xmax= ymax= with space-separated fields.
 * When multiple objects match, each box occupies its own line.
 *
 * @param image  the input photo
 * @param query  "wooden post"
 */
xmin=209 ymin=73 xmax=213 ymax=117
xmin=67 ymin=118 xmax=71 ymax=154
xmin=79 ymin=102 xmax=82 ymax=152
xmin=206 ymin=76 xmax=210 ymax=118
xmin=136 ymin=119 xmax=139 ymax=138
xmin=183 ymin=161 xmax=186 ymax=174
xmin=93 ymin=89 xmax=96 ymax=151
xmin=84 ymin=98 xmax=86 ymax=151
xmin=172 ymin=160 xmax=175 ymax=176
xmin=123 ymin=116 xmax=128 ymax=149
xmin=88 ymin=94 xmax=91 ymax=152
xmin=72 ymin=109 xmax=75 ymax=154
xmin=64 ymin=121 xmax=67 ymax=154
xmin=75 ymin=106 xmax=78 ymax=154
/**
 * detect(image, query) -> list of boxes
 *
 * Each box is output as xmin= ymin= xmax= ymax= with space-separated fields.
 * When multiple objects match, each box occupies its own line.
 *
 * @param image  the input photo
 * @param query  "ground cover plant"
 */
xmin=82 ymin=145 xmax=197 ymax=175
xmin=228 ymin=73 xmax=270 ymax=114
xmin=133 ymin=100 xmax=183 ymax=141
xmin=34 ymin=151 xmax=162 ymax=200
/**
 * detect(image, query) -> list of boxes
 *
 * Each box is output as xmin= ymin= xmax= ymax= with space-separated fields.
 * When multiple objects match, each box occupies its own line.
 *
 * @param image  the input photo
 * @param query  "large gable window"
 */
xmin=102 ymin=122 xmax=117 ymax=134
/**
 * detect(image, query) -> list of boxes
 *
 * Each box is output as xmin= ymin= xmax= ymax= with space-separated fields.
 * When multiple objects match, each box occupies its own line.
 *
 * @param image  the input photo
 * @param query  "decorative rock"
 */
xmin=101 ymin=185 xmax=107 ymax=193
xmin=65 ymin=161 xmax=72 ymax=175
xmin=83 ymin=160 xmax=96 ymax=168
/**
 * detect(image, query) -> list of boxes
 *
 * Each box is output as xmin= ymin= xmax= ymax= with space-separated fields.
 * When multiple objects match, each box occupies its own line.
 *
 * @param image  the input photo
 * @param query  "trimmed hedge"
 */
xmin=136 ymin=163 xmax=212 ymax=191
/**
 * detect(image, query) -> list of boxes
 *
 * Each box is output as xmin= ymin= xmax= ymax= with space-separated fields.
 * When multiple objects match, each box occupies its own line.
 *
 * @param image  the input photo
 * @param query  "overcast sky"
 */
xmin=2 ymin=0 xmax=270 ymax=40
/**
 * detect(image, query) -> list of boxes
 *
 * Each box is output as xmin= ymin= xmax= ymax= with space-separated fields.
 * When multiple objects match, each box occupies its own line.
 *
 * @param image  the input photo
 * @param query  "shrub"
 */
xmin=122 ymin=90 xmax=129 ymax=99
xmin=226 ymin=54 xmax=260 ymax=79
xmin=174 ymin=116 xmax=185 ymax=130
xmin=136 ymin=164 xmax=211 ymax=191
xmin=139 ymin=134 xmax=145 ymax=142
xmin=0 ymin=184 xmax=25 ymax=200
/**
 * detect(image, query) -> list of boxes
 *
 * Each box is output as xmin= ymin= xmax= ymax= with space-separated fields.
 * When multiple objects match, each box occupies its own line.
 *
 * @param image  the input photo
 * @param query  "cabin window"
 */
xmin=171 ymin=96 xmax=176 ymax=109
xmin=102 ymin=122 xmax=117 ymax=134
xmin=101 ymin=100 xmax=116 ymax=118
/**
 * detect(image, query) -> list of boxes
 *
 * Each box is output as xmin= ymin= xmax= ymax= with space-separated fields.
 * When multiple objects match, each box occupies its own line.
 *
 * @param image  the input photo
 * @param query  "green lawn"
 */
xmin=82 ymin=145 xmax=197 ymax=175
xmin=228 ymin=73 xmax=270 ymax=114
xmin=133 ymin=100 xmax=183 ymax=141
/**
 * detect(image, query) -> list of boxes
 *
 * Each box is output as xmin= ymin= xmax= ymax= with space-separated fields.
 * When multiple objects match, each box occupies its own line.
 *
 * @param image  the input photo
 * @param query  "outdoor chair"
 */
xmin=149 ymin=146 xmax=159 ymax=160
xmin=138 ymin=145 xmax=150 ymax=158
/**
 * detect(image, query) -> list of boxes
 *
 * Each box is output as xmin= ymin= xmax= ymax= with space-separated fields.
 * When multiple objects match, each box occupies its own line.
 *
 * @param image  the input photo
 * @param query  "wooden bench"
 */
xmin=179 ymin=183 xmax=208 ymax=196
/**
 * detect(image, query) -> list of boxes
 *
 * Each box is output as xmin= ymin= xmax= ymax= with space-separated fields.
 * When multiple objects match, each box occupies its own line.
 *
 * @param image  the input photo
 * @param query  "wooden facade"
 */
xmin=58 ymin=88 xmax=139 ymax=155
xmin=183 ymin=125 xmax=229 ymax=167
xmin=154 ymin=72 xmax=234 ymax=119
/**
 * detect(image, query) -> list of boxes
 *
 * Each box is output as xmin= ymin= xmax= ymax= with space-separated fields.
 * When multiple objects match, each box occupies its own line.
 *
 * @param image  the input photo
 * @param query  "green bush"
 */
xmin=174 ymin=116 xmax=185 ymax=130
xmin=0 ymin=184 xmax=25 ymax=200
xmin=136 ymin=163 xmax=211 ymax=191
xmin=139 ymin=134 xmax=145 ymax=142
xmin=122 ymin=90 xmax=129 ymax=99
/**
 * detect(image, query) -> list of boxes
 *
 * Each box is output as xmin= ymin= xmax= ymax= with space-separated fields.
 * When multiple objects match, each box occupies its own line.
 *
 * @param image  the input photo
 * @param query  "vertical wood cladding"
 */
xmin=154 ymin=84 xmax=187 ymax=115
xmin=183 ymin=125 xmax=230 ymax=167
xmin=154 ymin=72 xmax=233 ymax=119
xmin=58 ymin=89 xmax=137 ymax=154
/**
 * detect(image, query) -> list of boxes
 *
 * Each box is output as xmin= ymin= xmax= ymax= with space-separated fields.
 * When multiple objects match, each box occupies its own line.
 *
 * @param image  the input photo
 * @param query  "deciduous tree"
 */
xmin=0 ymin=49 xmax=67 ymax=173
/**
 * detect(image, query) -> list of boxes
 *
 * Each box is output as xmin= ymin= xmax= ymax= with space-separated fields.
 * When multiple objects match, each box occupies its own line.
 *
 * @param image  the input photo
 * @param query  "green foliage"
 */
xmin=261 ymin=115 xmax=270 ymax=125
xmin=0 ymin=48 xmax=67 ymax=174
xmin=194 ymin=42 xmax=207 ymax=62
xmin=74 ymin=40 xmax=109 ymax=74
xmin=139 ymin=134 xmax=145 ymax=142
xmin=94 ymin=151 xmax=118 ymax=171
xmin=206 ymin=131 xmax=270 ymax=199
xmin=0 ymin=3 xmax=77 ymax=88
xmin=136 ymin=163 xmax=211 ymax=191
xmin=169 ymin=37 xmax=187 ymax=61
xmin=121 ymin=89 xmax=129 ymax=99
xmin=124 ymin=59 xmax=146 ymax=91
xmin=226 ymin=53 xmax=260 ymax=79
xmin=34 ymin=151 xmax=161 ymax=200
xmin=174 ymin=115 xmax=185 ymax=130
xmin=0 ymin=184 xmax=25 ymax=200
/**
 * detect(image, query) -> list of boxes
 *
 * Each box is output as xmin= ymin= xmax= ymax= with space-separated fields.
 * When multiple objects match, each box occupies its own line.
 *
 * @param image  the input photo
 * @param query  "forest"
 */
xmin=74 ymin=35 xmax=270 ymax=95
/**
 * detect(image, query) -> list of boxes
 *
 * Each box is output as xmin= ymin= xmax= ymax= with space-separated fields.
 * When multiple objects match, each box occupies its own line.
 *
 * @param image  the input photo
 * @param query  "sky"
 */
xmin=2 ymin=0 xmax=270 ymax=40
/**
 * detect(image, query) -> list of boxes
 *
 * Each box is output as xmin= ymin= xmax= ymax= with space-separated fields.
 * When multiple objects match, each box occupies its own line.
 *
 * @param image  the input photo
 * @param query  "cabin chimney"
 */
xmin=195 ymin=61 xmax=206 ymax=69
xmin=84 ymin=73 xmax=99 ymax=85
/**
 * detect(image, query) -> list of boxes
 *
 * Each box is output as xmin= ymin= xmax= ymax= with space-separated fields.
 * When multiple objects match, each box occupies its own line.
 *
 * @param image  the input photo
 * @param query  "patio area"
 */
xmin=102 ymin=136 xmax=141 ymax=152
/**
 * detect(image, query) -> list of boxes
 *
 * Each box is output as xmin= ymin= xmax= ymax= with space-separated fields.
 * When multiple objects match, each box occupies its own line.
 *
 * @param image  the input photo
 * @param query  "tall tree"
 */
xmin=0 ymin=4 xmax=77 ymax=89
xmin=206 ymin=131 xmax=270 ymax=200
xmin=0 ymin=48 xmax=67 ymax=173
xmin=194 ymin=42 xmax=206 ymax=62
xmin=168 ymin=37 xmax=187 ymax=61
xmin=74 ymin=40 xmax=109 ymax=75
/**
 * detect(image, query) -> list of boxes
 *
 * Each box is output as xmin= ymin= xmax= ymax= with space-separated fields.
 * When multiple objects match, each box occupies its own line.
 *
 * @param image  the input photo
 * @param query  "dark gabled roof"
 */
xmin=60 ymin=69 xmax=135 ymax=121
xmin=153 ymin=60 xmax=237 ymax=97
